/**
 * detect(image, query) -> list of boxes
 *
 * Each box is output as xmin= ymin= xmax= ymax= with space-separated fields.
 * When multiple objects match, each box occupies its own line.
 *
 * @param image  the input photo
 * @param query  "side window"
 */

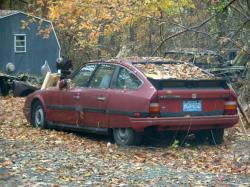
xmin=116 ymin=67 xmax=142 ymax=90
xmin=15 ymin=34 xmax=26 ymax=53
xmin=72 ymin=64 xmax=97 ymax=87
xmin=89 ymin=64 xmax=116 ymax=88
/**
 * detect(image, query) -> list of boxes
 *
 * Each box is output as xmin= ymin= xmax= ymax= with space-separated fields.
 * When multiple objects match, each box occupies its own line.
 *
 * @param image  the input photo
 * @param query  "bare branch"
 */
xmin=231 ymin=5 xmax=250 ymax=20
xmin=151 ymin=0 xmax=238 ymax=56
xmin=151 ymin=15 xmax=215 ymax=56
xmin=169 ymin=21 xmax=213 ymax=38
xmin=16 ymin=0 xmax=28 ymax=4
xmin=247 ymin=0 xmax=250 ymax=11
xmin=220 ymin=37 xmax=250 ymax=54
xmin=143 ymin=15 xmax=212 ymax=38
xmin=218 ymin=19 xmax=250 ymax=52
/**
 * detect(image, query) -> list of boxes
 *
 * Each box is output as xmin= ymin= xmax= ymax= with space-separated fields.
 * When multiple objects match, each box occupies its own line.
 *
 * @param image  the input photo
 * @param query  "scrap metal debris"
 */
xmin=0 ymin=73 xmax=39 ymax=97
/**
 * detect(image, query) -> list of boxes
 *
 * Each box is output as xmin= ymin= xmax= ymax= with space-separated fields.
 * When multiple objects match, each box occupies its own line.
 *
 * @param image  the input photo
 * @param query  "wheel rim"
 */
xmin=116 ymin=128 xmax=130 ymax=143
xmin=34 ymin=106 xmax=44 ymax=128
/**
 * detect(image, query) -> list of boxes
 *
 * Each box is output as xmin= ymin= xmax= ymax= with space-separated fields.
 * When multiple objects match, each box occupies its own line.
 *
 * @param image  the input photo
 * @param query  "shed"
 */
xmin=0 ymin=10 xmax=61 ymax=75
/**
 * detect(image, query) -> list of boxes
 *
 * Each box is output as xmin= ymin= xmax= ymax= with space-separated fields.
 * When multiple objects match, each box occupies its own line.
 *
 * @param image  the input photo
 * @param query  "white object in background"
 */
xmin=6 ymin=62 xmax=15 ymax=73
xmin=56 ymin=57 xmax=63 ymax=63
xmin=41 ymin=60 xmax=51 ymax=77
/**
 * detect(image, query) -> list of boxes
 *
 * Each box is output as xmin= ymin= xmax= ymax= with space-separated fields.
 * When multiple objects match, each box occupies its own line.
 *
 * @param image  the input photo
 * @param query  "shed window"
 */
xmin=14 ymin=35 xmax=26 ymax=53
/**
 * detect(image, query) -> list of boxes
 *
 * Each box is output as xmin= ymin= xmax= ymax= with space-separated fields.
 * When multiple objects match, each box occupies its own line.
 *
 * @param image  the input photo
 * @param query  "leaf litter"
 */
xmin=0 ymin=96 xmax=249 ymax=186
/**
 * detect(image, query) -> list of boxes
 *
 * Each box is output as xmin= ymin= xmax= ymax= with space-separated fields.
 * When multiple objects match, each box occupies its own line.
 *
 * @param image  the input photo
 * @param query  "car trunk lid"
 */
xmin=150 ymin=79 xmax=230 ymax=117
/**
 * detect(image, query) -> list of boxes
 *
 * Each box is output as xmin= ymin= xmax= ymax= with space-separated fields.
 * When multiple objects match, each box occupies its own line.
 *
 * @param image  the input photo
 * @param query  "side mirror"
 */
xmin=59 ymin=79 xmax=67 ymax=90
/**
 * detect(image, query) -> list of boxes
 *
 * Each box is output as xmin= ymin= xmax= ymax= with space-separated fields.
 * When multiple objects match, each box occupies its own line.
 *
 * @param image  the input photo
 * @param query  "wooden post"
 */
xmin=228 ymin=84 xmax=250 ymax=127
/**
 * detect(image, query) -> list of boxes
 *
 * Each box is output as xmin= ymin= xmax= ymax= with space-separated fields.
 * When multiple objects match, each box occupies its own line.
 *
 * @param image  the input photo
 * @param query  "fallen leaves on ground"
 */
xmin=0 ymin=96 xmax=249 ymax=186
xmin=134 ymin=62 xmax=214 ymax=80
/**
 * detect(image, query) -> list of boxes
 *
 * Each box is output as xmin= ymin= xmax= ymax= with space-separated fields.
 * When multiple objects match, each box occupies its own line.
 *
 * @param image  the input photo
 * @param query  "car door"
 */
xmin=46 ymin=87 xmax=82 ymax=126
xmin=48 ymin=63 xmax=97 ymax=125
xmin=107 ymin=66 xmax=144 ymax=128
xmin=68 ymin=63 xmax=98 ymax=125
xmin=79 ymin=64 xmax=116 ymax=127
xmin=55 ymin=88 xmax=81 ymax=125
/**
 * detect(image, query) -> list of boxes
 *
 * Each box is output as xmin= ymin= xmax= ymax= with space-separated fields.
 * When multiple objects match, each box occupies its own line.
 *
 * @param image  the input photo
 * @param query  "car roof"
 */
xmin=71 ymin=57 xmax=183 ymax=78
xmin=89 ymin=57 xmax=184 ymax=65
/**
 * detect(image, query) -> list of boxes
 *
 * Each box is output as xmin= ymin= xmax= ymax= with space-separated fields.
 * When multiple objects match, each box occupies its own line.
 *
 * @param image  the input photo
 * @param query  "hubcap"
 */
xmin=35 ymin=107 xmax=44 ymax=128
xmin=116 ymin=128 xmax=129 ymax=143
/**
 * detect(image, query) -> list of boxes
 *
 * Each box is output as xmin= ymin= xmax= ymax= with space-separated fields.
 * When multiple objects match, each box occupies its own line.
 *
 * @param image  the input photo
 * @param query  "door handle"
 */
xmin=73 ymin=95 xmax=80 ymax=100
xmin=97 ymin=96 xmax=106 ymax=101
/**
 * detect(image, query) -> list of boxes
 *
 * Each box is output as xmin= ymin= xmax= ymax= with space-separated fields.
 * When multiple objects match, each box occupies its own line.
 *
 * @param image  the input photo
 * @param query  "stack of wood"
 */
xmin=134 ymin=62 xmax=214 ymax=80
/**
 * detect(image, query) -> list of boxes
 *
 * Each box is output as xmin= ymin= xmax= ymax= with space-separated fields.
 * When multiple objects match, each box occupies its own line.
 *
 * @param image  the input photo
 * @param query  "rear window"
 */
xmin=115 ymin=67 xmax=142 ymax=90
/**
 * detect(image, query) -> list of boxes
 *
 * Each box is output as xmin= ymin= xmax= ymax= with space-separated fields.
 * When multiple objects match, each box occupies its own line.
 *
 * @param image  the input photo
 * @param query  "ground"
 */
xmin=0 ymin=97 xmax=249 ymax=187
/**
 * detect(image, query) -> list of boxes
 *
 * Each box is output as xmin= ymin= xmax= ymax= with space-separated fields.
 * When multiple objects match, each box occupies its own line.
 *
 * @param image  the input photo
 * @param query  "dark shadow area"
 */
xmin=48 ymin=126 xmax=212 ymax=148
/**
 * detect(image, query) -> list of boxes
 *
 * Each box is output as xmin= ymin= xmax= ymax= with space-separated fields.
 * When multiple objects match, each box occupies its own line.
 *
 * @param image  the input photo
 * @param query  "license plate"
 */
xmin=183 ymin=100 xmax=202 ymax=112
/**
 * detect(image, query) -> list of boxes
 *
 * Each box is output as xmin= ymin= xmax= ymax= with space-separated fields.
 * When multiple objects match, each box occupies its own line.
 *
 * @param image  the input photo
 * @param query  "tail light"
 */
xmin=224 ymin=100 xmax=237 ymax=115
xmin=149 ymin=102 xmax=160 ymax=117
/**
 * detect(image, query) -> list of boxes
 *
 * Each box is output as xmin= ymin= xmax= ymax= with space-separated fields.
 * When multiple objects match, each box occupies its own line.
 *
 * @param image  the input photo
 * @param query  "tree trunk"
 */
xmin=129 ymin=24 xmax=136 ymax=53
xmin=148 ymin=19 xmax=153 ymax=56
xmin=97 ymin=24 xmax=105 ymax=58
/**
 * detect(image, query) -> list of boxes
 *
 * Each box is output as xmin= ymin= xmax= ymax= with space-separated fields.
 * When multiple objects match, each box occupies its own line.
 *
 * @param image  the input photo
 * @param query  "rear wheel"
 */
xmin=113 ymin=128 xmax=142 ymax=146
xmin=195 ymin=130 xmax=209 ymax=143
xmin=31 ymin=101 xmax=47 ymax=129
xmin=208 ymin=129 xmax=224 ymax=145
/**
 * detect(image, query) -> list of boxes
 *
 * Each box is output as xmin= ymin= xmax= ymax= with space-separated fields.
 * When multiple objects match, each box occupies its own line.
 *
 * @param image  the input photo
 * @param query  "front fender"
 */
xmin=24 ymin=91 xmax=47 ymax=122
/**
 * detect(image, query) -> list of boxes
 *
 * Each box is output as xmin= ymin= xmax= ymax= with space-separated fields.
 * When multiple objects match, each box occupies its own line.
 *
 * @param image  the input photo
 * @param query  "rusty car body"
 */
xmin=23 ymin=57 xmax=239 ymax=146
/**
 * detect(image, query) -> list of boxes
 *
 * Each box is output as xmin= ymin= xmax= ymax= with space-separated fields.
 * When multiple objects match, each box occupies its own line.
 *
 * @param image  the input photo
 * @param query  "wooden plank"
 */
xmin=228 ymin=84 xmax=250 ymax=127
xmin=41 ymin=72 xmax=60 ymax=90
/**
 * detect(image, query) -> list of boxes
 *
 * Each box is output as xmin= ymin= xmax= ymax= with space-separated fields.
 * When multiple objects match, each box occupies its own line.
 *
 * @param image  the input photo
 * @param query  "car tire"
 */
xmin=31 ymin=101 xmax=47 ymax=129
xmin=195 ymin=130 xmax=209 ymax=143
xmin=208 ymin=129 xmax=224 ymax=145
xmin=0 ymin=81 xmax=9 ymax=96
xmin=113 ymin=128 xmax=142 ymax=146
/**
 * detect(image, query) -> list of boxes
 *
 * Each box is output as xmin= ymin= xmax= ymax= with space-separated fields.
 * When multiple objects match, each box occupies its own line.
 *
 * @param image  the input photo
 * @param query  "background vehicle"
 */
xmin=23 ymin=57 xmax=239 ymax=146
xmin=164 ymin=48 xmax=248 ymax=83
xmin=0 ymin=72 xmax=38 ymax=97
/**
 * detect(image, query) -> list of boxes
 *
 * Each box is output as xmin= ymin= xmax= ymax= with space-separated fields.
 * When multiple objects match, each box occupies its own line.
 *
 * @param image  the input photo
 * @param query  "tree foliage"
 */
xmin=24 ymin=0 xmax=194 ymax=64
xmin=1 ymin=0 xmax=250 ymax=67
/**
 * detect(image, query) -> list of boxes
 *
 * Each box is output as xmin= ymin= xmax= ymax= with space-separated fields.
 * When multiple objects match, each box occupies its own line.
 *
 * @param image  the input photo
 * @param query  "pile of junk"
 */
xmin=0 ymin=58 xmax=72 ymax=97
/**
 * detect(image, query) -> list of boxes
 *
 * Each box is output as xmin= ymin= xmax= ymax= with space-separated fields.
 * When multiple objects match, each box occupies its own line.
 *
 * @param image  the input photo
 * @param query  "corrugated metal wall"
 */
xmin=0 ymin=13 xmax=60 ymax=75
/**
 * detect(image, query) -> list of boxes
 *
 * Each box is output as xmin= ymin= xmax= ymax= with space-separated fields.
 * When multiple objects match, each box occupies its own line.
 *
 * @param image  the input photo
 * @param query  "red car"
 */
xmin=24 ymin=57 xmax=239 ymax=146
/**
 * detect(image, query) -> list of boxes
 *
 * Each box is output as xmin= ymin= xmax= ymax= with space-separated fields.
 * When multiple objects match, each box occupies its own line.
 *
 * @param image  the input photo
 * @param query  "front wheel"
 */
xmin=208 ymin=129 xmax=224 ymax=145
xmin=113 ymin=128 xmax=142 ymax=146
xmin=31 ymin=101 xmax=47 ymax=129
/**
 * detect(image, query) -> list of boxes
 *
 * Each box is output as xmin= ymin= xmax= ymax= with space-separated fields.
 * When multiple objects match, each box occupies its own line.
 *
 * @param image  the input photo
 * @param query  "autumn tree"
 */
xmin=21 ymin=0 xmax=193 ymax=67
xmin=4 ymin=0 xmax=249 ymax=68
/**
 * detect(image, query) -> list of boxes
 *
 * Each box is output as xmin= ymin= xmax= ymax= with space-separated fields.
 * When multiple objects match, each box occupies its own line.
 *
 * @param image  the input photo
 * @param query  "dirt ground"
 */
xmin=0 ymin=97 xmax=249 ymax=186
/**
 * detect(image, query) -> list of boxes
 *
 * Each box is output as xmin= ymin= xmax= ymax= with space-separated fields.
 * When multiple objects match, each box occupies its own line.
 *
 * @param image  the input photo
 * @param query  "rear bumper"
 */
xmin=129 ymin=115 xmax=239 ymax=132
